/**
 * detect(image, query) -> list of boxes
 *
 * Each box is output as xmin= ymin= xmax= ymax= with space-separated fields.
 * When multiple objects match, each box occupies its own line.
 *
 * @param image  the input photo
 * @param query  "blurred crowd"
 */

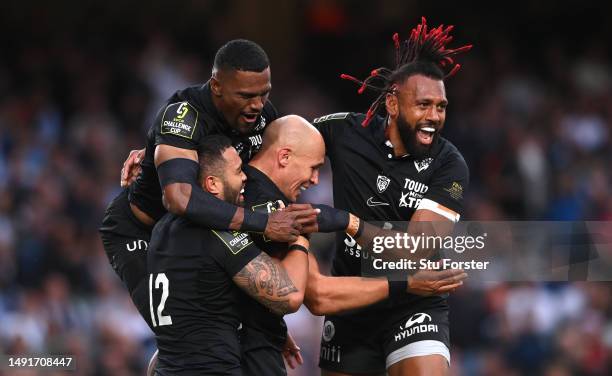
xmin=0 ymin=1 xmax=611 ymax=375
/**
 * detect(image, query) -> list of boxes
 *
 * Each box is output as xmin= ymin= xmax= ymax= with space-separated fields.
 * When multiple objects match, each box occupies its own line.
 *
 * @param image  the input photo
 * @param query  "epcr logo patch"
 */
xmin=414 ymin=158 xmax=433 ymax=172
xmin=377 ymin=175 xmax=390 ymax=193
xmin=322 ymin=320 xmax=335 ymax=342
xmin=404 ymin=313 xmax=432 ymax=329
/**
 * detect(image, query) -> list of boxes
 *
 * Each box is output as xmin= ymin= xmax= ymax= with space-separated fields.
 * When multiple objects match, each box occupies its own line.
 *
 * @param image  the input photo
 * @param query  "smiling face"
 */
xmin=220 ymin=147 xmax=247 ymax=206
xmin=282 ymin=141 xmax=325 ymax=202
xmin=211 ymin=68 xmax=272 ymax=135
xmin=269 ymin=125 xmax=325 ymax=202
xmin=387 ymin=74 xmax=447 ymax=158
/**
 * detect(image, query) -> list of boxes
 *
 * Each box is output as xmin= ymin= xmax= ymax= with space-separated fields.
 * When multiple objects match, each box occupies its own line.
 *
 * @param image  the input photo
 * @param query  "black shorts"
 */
xmin=99 ymin=189 xmax=153 ymax=328
xmin=319 ymin=298 xmax=450 ymax=374
xmin=240 ymin=326 xmax=286 ymax=376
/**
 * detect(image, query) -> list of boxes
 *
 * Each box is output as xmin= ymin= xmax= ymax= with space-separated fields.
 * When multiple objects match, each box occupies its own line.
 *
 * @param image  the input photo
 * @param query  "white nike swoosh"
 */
xmin=367 ymin=197 xmax=390 ymax=207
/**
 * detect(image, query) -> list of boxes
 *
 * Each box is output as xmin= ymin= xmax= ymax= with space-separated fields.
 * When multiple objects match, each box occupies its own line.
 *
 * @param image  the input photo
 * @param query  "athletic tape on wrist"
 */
xmin=241 ymin=210 xmax=268 ymax=233
xmin=388 ymin=279 xmax=408 ymax=299
xmin=312 ymin=204 xmax=350 ymax=232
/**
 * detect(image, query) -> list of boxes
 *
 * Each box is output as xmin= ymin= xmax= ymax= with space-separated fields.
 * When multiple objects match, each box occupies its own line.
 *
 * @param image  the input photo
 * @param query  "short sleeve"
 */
xmin=154 ymin=101 xmax=201 ymax=150
xmin=419 ymin=154 xmax=469 ymax=221
xmin=210 ymin=231 xmax=262 ymax=277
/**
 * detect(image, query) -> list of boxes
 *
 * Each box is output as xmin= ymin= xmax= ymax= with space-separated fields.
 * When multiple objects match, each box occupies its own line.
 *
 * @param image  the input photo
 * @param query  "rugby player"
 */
xmin=99 ymin=39 xmax=316 ymax=328
xmin=121 ymin=21 xmax=472 ymax=374
xmin=310 ymin=18 xmax=473 ymax=376
xmin=238 ymin=115 xmax=323 ymax=376
xmin=147 ymin=134 xmax=310 ymax=375
xmin=238 ymin=115 xmax=466 ymax=375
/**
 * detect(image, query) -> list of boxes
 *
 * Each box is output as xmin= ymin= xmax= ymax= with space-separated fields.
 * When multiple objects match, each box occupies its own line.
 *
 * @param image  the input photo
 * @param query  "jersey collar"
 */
xmin=243 ymin=164 xmax=292 ymax=204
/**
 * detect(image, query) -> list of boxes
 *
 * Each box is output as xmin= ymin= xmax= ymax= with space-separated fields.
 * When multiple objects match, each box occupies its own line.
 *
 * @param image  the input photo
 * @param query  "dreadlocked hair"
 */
xmin=341 ymin=17 xmax=472 ymax=126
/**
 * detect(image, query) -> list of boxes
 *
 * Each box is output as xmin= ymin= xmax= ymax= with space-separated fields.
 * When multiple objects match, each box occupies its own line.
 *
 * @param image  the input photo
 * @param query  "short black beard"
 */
xmin=223 ymin=180 xmax=243 ymax=206
xmin=396 ymin=113 xmax=433 ymax=159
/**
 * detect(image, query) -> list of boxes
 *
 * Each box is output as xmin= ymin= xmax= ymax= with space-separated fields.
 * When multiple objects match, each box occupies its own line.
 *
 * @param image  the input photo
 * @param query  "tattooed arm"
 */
xmin=276 ymin=235 xmax=309 ymax=303
xmin=233 ymin=250 xmax=303 ymax=316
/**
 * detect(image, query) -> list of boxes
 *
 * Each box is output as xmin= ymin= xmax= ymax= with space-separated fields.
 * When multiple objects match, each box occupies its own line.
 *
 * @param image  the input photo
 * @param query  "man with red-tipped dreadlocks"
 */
xmin=305 ymin=18 xmax=472 ymax=375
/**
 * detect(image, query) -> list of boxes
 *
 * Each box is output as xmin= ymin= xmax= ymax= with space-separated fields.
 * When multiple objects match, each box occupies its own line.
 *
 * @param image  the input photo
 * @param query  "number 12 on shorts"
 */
xmin=149 ymin=273 xmax=173 ymax=327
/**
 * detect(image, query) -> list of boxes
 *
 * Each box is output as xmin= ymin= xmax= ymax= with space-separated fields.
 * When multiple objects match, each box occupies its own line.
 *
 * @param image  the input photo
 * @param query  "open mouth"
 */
xmin=295 ymin=185 xmax=309 ymax=198
xmin=241 ymin=113 xmax=259 ymax=123
xmin=417 ymin=126 xmax=436 ymax=145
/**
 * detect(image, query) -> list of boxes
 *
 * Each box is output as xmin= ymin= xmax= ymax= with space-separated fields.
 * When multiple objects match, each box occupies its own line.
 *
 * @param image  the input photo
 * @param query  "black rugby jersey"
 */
xmin=129 ymin=82 xmax=278 ymax=221
xmin=313 ymin=112 xmax=469 ymax=312
xmin=147 ymin=213 xmax=261 ymax=376
xmin=239 ymin=164 xmax=291 ymax=349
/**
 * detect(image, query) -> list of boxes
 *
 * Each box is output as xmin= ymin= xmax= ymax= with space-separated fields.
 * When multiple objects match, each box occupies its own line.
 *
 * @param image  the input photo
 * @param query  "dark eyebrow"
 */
xmin=416 ymin=98 xmax=448 ymax=106
xmin=237 ymin=88 xmax=271 ymax=97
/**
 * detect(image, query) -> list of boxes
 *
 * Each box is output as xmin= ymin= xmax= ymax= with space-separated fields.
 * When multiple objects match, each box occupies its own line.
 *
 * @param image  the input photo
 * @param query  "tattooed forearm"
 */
xmin=234 ymin=253 xmax=298 ymax=315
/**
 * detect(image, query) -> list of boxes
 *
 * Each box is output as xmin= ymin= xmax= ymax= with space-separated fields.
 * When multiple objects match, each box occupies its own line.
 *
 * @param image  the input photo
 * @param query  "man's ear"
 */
xmin=385 ymin=91 xmax=399 ymax=119
xmin=277 ymin=148 xmax=291 ymax=167
xmin=210 ymin=76 xmax=222 ymax=97
xmin=204 ymin=175 xmax=222 ymax=196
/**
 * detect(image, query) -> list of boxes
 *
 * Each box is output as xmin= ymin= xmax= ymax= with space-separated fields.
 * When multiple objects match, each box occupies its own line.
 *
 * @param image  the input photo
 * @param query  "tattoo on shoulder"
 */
xmin=234 ymin=253 xmax=298 ymax=315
